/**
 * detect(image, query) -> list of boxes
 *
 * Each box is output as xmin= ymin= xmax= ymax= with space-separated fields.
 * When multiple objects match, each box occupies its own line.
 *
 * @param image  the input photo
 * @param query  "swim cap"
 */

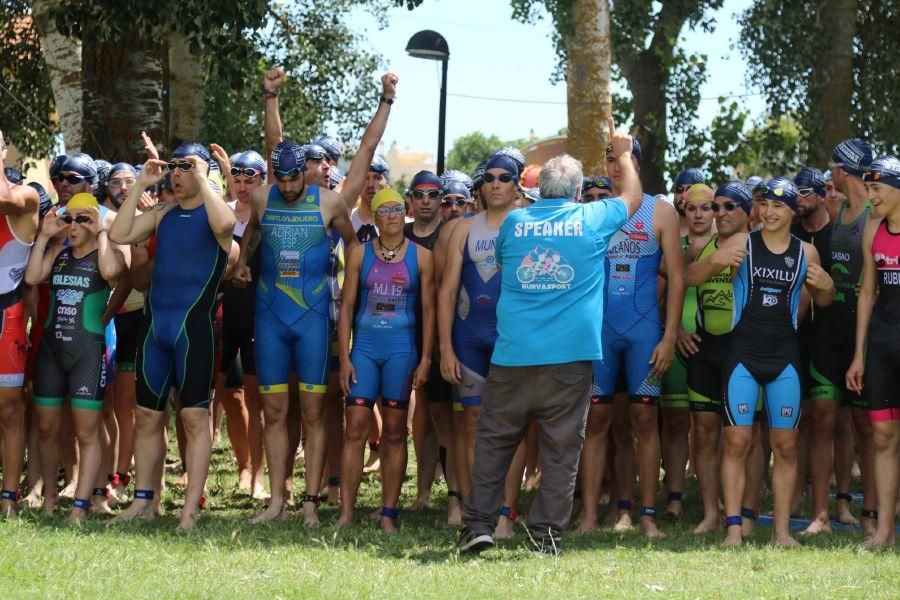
xmin=232 ymin=150 xmax=266 ymax=174
xmin=61 ymin=153 xmax=97 ymax=183
xmin=605 ymin=137 xmax=643 ymax=166
xmin=794 ymin=166 xmax=826 ymax=197
xmin=158 ymin=173 xmax=173 ymax=191
xmin=49 ymin=155 xmax=67 ymax=179
xmin=369 ymin=155 xmax=390 ymax=180
xmin=93 ymin=159 xmax=112 ymax=200
xmin=863 ymin=155 xmax=900 ymax=190
xmin=303 ymin=144 xmax=328 ymax=163
xmin=27 ymin=182 xmax=53 ymax=218
xmin=68 ymin=192 xmax=99 ymax=211
xmin=270 ymin=141 xmax=305 ymax=174
xmin=758 ymin=177 xmax=798 ymax=209
xmin=4 ymin=167 xmax=23 ymax=185
xmin=471 ymin=161 xmax=488 ymax=190
xmin=443 ymin=181 xmax=471 ymax=199
xmin=832 ymin=138 xmax=873 ymax=177
xmin=824 ymin=169 xmax=833 ymax=182
xmin=485 ymin=154 xmax=519 ymax=177
xmin=745 ymin=175 xmax=764 ymax=188
xmin=208 ymin=171 xmax=226 ymax=197
xmin=109 ymin=162 xmax=138 ymax=178
xmin=583 ymin=176 xmax=612 ymax=191
xmin=491 ymin=147 xmax=526 ymax=175
xmin=411 ymin=170 xmax=442 ymax=189
xmin=441 ymin=169 xmax=473 ymax=191
xmin=675 ymin=168 xmax=704 ymax=188
xmin=328 ymin=166 xmax=345 ymax=190
xmin=685 ymin=183 xmax=715 ymax=204
xmin=715 ymin=182 xmax=753 ymax=214
xmin=172 ymin=141 xmax=212 ymax=164
xmin=371 ymin=188 xmax=404 ymax=213
xmin=313 ymin=135 xmax=343 ymax=163
xmin=523 ymin=187 xmax=541 ymax=204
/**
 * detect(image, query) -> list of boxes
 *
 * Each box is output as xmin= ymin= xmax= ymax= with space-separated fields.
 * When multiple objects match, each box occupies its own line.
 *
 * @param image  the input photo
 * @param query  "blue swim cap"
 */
xmin=523 ymin=187 xmax=541 ymax=204
xmin=824 ymin=169 xmax=833 ymax=182
xmin=745 ymin=175 xmax=764 ymax=188
xmin=794 ymin=166 xmax=826 ymax=197
xmin=270 ymin=141 xmax=305 ymax=174
xmin=4 ymin=167 xmax=23 ymax=185
xmin=49 ymin=155 xmax=67 ymax=180
xmin=232 ymin=150 xmax=266 ymax=174
xmin=443 ymin=181 xmax=471 ymax=199
xmin=715 ymin=181 xmax=753 ymax=214
xmin=369 ymin=155 xmax=390 ymax=180
xmin=490 ymin=147 xmax=525 ymax=175
xmin=61 ymin=153 xmax=97 ymax=183
xmin=303 ymin=144 xmax=328 ymax=163
xmin=863 ymin=155 xmax=900 ymax=190
xmin=832 ymin=138 xmax=873 ymax=177
xmin=471 ymin=161 xmax=488 ymax=190
xmin=109 ymin=162 xmax=138 ymax=178
xmin=328 ymin=166 xmax=345 ymax=190
xmin=158 ymin=173 xmax=172 ymax=191
xmin=441 ymin=169 xmax=473 ymax=191
xmin=758 ymin=177 xmax=798 ymax=209
xmin=675 ymin=168 xmax=704 ymax=188
xmin=605 ymin=138 xmax=643 ymax=166
xmin=172 ymin=141 xmax=212 ymax=166
xmin=485 ymin=154 xmax=519 ymax=178
xmin=93 ymin=159 xmax=112 ymax=200
xmin=313 ymin=135 xmax=343 ymax=163
xmin=27 ymin=182 xmax=54 ymax=218
xmin=411 ymin=170 xmax=442 ymax=189
xmin=583 ymin=176 xmax=612 ymax=191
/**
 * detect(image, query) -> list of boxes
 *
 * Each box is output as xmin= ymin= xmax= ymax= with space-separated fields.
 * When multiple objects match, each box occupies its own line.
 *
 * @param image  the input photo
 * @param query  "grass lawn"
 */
xmin=1 ymin=431 xmax=897 ymax=598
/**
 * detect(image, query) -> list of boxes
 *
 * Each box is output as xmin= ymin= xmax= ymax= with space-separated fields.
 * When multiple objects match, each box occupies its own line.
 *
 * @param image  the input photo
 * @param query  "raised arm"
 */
xmin=24 ymin=213 xmax=66 ymax=286
xmin=185 ymin=156 xmax=235 ymax=248
xmin=0 ymin=132 xmax=38 ymax=217
xmin=263 ymin=68 xmax=286 ymax=173
xmin=339 ymin=73 xmax=399 ymax=210
xmin=608 ymin=116 xmax=642 ymax=218
xmin=109 ymin=159 xmax=171 ymax=245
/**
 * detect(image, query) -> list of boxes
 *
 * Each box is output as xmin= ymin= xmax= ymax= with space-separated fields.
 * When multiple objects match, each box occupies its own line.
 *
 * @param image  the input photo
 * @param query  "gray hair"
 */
xmin=539 ymin=154 xmax=583 ymax=200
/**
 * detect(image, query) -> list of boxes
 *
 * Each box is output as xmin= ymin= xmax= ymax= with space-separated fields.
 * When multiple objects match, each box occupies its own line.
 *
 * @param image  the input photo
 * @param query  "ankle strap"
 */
xmin=741 ymin=507 xmax=759 ymax=521
xmin=1 ymin=489 xmax=19 ymax=502
xmin=380 ymin=506 xmax=399 ymax=519
xmin=72 ymin=498 xmax=91 ymax=511
xmin=134 ymin=489 xmax=154 ymax=501
xmin=724 ymin=515 xmax=742 ymax=528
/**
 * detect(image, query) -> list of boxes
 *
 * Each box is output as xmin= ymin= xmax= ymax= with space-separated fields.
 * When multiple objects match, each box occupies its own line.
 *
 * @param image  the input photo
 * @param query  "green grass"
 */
xmin=1 ymin=432 xmax=897 ymax=599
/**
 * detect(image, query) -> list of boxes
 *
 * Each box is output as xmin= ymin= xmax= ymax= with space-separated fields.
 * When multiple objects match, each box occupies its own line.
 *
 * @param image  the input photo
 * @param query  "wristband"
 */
xmin=263 ymin=90 xmax=278 ymax=100
xmin=380 ymin=96 xmax=394 ymax=105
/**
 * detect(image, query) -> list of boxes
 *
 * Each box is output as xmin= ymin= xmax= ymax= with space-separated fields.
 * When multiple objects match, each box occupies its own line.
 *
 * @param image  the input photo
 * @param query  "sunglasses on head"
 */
xmin=483 ymin=172 xmax=516 ymax=184
xmin=56 ymin=173 xmax=87 ymax=184
xmin=412 ymin=189 xmax=441 ymax=201
xmin=166 ymin=161 xmax=193 ymax=172
xmin=108 ymin=177 xmax=136 ymax=188
xmin=375 ymin=205 xmax=405 ymax=217
xmin=711 ymin=201 xmax=741 ymax=213
xmin=442 ymin=197 xmax=469 ymax=207
xmin=273 ymin=168 xmax=302 ymax=181
xmin=61 ymin=213 xmax=92 ymax=225
xmin=797 ymin=187 xmax=817 ymax=197
xmin=231 ymin=167 xmax=259 ymax=178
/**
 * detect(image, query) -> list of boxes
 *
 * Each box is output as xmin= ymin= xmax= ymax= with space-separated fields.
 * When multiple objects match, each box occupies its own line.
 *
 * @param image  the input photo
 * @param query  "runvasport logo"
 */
xmin=515 ymin=246 xmax=574 ymax=290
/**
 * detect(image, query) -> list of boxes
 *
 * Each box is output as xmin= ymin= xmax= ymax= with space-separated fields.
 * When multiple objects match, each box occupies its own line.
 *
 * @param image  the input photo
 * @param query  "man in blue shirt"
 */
xmin=458 ymin=117 xmax=643 ymax=555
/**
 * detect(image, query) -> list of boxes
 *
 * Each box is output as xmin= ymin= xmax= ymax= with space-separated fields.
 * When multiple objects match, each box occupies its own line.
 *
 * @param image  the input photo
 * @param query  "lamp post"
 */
xmin=405 ymin=30 xmax=449 ymax=175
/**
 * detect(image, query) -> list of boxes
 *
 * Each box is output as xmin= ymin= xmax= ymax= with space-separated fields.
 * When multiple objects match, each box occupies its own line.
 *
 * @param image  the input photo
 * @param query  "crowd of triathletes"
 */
xmin=0 ymin=67 xmax=898 ymax=550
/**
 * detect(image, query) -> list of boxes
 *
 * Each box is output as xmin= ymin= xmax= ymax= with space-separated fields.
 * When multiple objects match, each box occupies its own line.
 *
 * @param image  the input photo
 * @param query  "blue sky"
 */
xmin=347 ymin=0 xmax=765 ymax=156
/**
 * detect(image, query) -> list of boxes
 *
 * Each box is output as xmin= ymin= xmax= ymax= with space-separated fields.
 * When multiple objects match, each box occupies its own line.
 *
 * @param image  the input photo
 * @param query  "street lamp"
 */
xmin=405 ymin=30 xmax=449 ymax=175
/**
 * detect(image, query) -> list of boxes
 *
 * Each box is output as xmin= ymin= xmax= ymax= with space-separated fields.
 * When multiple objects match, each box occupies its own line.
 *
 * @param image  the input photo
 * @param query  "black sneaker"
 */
xmin=530 ymin=536 xmax=563 ymax=558
xmin=457 ymin=527 xmax=494 ymax=554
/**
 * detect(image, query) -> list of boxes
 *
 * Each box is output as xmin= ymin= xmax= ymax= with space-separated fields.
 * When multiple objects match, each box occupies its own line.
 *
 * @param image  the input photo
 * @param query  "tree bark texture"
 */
xmin=565 ymin=0 xmax=613 ymax=177
xmin=618 ymin=50 xmax=667 ymax=195
xmin=166 ymin=33 xmax=204 ymax=150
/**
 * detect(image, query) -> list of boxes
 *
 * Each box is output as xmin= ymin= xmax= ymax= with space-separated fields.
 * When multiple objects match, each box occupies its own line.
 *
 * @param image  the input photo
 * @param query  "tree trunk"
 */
xmin=31 ymin=0 xmax=82 ymax=152
xmin=619 ymin=51 xmax=667 ymax=195
xmin=564 ymin=0 xmax=613 ymax=177
xmin=809 ymin=0 xmax=856 ymax=165
xmin=81 ymin=30 xmax=165 ymax=163
xmin=167 ymin=33 xmax=204 ymax=151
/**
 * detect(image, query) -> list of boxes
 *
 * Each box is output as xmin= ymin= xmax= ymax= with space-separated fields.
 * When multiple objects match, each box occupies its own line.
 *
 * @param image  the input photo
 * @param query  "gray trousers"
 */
xmin=462 ymin=361 xmax=593 ymax=541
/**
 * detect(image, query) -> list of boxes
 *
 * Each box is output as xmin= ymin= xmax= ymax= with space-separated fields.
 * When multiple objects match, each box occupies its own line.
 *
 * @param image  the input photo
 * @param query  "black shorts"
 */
xmin=114 ymin=309 xmax=144 ymax=373
xmin=33 ymin=338 xmax=107 ymax=411
xmin=797 ymin=316 xmax=820 ymax=398
xmin=220 ymin=310 xmax=256 ymax=378
xmin=423 ymin=358 xmax=451 ymax=403
xmin=865 ymin=341 xmax=900 ymax=422
xmin=686 ymin=330 xmax=728 ymax=413
xmin=809 ymin=310 xmax=863 ymax=407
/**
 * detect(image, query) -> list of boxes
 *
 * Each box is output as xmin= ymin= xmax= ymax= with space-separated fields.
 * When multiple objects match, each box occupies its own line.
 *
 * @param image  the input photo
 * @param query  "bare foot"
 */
xmin=861 ymin=515 xmax=878 ymax=538
xmin=409 ymin=496 xmax=431 ymax=512
xmin=722 ymin=529 xmax=743 ymax=548
xmin=111 ymin=500 xmax=156 ymax=523
xmin=380 ymin=516 xmax=398 ymax=534
xmin=23 ymin=484 xmax=42 ymax=509
xmin=447 ymin=498 xmax=463 ymax=527
xmin=741 ymin=517 xmax=755 ymax=538
xmin=863 ymin=531 xmax=896 ymax=549
xmin=238 ymin=469 xmax=252 ymax=491
xmin=369 ymin=508 xmax=381 ymax=521
xmin=176 ymin=509 xmax=199 ymax=531
xmin=252 ymin=485 xmax=269 ymax=501
xmin=639 ymin=517 xmax=667 ymax=540
xmin=836 ymin=503 xmax=859 ymax=526
xmin=249 ymin=503 xmax=286 ymax=524
xmin=664 ymin=500 xmax=683 ymax=520
xmin=173 ymin=472 xmax=188 ymax=488
xmin=302 ymin=500 xmax=320 ymax=526
xmin=799 ymin=516 xmax=832 ymax=536
xmin=525 ymin=473 xmax=541 ymax=492
xmin=90 ymin=499 xmax=114 ymax=515
xmin=42 ymin=495 xmax=59 ymax=516
xmin=1 ymin=499 xmax=18 ymax=518
xmin=284 ymin=488 xmax=294 ymax=508
xmin=363 ymin=450 xmax=380 ymax=473
xmin=325 ymin=485 xmax=340 ymax=506
xmin=493 ymin=515 xmax=515 ymax=539
xmin=59 ymin=481 xmax=77 ymax=500
xmin=772 ymin=533 xmax=802 ymax=548
xmin=692 ymin=516 xmax=722 ymax=535
xmin=575 ymin=515 xmax=598 ymax=534
xmin=613 ymin=512 xmax=633 ymax=532
xmin=70 ymin=507 xmax=88 ymax=524
xmin=332 ymin=514 xmax=354 ymax=530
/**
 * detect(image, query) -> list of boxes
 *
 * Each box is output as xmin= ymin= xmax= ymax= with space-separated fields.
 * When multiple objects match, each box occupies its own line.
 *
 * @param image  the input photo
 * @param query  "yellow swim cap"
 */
xmin=67 ymin=193 xmax=99 ymax=211
xmin=208 ymin=172 xmax=226 ymax=197
xmin=684 ymin=183 xmax=715 ymax=204
xmin=371 ymin=188 xmax=404 ymax=214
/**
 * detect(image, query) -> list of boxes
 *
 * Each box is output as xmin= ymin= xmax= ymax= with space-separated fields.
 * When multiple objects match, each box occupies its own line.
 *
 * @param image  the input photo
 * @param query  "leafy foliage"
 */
xmin=446 ymin=131 xmax=529 ymax=175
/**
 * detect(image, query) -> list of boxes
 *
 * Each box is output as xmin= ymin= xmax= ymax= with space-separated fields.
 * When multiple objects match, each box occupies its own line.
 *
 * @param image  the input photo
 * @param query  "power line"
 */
xmin=446 ymin=90 xmax=764 ymax=105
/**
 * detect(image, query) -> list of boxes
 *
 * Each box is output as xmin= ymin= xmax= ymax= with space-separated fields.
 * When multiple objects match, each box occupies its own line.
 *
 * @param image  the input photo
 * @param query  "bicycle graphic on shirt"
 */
xmin=516 ymin=246 xmax=575 ymax=285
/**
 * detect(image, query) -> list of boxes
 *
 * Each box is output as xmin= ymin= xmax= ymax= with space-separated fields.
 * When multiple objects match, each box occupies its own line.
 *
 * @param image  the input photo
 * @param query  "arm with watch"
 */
xmin=338 ymin=72 xmax=400 ymax=210
xmin=263 ymin=67 xmax=286 ymax=180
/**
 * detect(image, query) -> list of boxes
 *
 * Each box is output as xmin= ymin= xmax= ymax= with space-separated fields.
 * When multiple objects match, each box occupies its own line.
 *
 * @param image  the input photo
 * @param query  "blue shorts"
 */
xmin=723 ymin=360 xmax=801 ymax=430
xmin=347 ymin=336 xmax=417 ymax=410
xmin=592 ymin=319 xmax=662 ymax=404
xmin=452 ymin=320 xmax=497 ymax=409
xmin=255 ymin=307 xmax=331 ymax=395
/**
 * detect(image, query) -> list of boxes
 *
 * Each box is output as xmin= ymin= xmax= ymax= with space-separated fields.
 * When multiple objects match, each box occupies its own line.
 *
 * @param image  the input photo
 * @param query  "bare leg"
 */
xmin=250 ymin=390 xmax=288 ymax=523
xmin=631 ymin=403 xmax=666 ymax=539
xmin=243 ymin=374 xmax=266 ymax=500
xmin=113 ymin=406 xmax=166 ymax=522
xmin=524 ymin=419 xmax=541 ymax=491
xmin=865 ymin=420 xmax=899 ymax=548
xmin=71 ymin=408 xmax=103 ymax=523
xmin=334 ymin=406 xmax=371 ymax=529
xmin=35 ymin=405 xmax=61 ymax=515
xmin=742 ymin=422 xmax=765 ymax=537
xmin=59 ymin=406 xmax=78 ymax=498
xmin=834 ymin=406 xmax=857 ymax=525
xmin=218 ymin=377 xmax=251 ymax=489
xmin=177 ymin=406 xmax=213 ymax=530
xmin=363 ymin=404 xmax=382 ymax=472
xmin=23 ymin=392 xmax=43 ymax=508
xmin=324 ymin=371 xmax=343 ymax=505
xmin=611 ymin=394 xmax=635 ymax=530
xmin=411 ymin=390 xmax=437 ymax=510
xmin=801 ymin=399 xmax=837 ymax=535
xmin=692 ymin=411 xmax=723 ymax=534
xmin=661 ymin=405 xmax=690 ymax=519
xmin=379 ymin=406 xmax=408 ymax=534
xmin=427 ymin=398 xmax=460 ymax=525
xmin=113 ymin=371 xmax=137 ymax=498
xmin=721 ymin=426 xmax=752 ymax=547
xmin=851 ymin=407 xmax=878 ymax=537
xmin=769 ymin=428 xmax=801 ymax=547
xmin=451 ymin=408 xmax=469 ymax=501
xmin=299 ymin=390 xmax=327 ymax=526
xmin=494 ymin=440 xmax=526 ymax=539
xmin=575 ymin=403 xmax=612 ymax=533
